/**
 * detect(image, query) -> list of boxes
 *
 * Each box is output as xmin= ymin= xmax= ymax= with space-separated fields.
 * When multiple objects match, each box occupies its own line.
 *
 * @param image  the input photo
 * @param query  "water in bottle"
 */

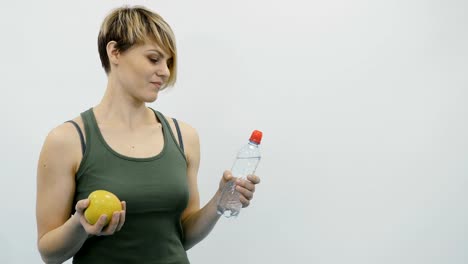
xmin=217 ymin=130 xmax=263 ymax=218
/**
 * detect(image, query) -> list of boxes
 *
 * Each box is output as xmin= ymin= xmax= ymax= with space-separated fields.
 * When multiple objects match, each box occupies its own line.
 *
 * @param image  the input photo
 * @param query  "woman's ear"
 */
xmin=106 ymin=41 xmax=120 ymax=66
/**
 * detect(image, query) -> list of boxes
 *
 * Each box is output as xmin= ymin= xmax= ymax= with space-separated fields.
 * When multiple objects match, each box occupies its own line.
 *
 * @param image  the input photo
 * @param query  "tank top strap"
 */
xmin=150 ymin=108 xmax=186 ymax=160
xmin=79 ymin=108 xmax=96 ymax=149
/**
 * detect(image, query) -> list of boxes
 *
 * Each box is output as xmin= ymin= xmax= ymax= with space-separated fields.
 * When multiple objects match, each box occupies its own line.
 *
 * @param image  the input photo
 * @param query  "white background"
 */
xmin=1 ymin=0 xmax=467 ymax=263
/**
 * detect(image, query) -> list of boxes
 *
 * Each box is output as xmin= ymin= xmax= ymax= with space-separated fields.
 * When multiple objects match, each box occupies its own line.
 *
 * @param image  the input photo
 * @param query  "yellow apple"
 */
xmin=84 ymin=190 xmax=122 ymax=226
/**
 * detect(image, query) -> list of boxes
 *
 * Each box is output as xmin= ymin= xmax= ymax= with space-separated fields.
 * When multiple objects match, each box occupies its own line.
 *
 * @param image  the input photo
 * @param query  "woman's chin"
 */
xmin=143 ymin=92 xmax=159 ymax=103
xmin=146 ymin=95 xmax=158 ymax=103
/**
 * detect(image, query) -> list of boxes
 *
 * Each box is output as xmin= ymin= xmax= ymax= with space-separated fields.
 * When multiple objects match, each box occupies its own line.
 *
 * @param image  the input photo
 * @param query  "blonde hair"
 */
xmin=98 ymin=5 xmax=177 ymax=88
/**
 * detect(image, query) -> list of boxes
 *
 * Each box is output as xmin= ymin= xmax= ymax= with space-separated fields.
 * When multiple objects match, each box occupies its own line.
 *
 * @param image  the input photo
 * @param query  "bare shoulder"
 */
xmin=45 ymin=116 xmax=84 ymax=148
xmin=164 ymin=115 xmax=198 ymax=141
xmin=39 ymin=116 xmax=85 ymax=172
xmin=164 ymin=116 xmax=200 ymax=159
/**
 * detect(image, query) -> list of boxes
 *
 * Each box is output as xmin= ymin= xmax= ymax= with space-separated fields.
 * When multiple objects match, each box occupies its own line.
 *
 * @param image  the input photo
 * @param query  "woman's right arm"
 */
xmin=36 ymin=123 xmax=125 ymax=264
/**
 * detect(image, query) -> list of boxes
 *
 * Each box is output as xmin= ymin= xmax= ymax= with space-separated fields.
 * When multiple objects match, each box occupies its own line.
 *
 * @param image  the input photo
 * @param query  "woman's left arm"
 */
xmin=176 ymin=122 xmax=260 ymax=250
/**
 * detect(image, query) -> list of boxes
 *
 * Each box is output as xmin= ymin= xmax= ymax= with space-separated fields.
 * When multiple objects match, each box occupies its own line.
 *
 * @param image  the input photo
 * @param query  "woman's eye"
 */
xmin=149 ymin=58 xmax=159 ymax=63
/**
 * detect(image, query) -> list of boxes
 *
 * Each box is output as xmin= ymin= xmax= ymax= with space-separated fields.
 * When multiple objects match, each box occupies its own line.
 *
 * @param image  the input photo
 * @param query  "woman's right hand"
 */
xmin=73 ymin=199 xmax=126 ymax=236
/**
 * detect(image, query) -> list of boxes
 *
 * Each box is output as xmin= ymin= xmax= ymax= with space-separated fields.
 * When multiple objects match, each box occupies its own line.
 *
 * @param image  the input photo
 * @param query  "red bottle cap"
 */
xmin=249 ymin=130 xmax=263 ymax=144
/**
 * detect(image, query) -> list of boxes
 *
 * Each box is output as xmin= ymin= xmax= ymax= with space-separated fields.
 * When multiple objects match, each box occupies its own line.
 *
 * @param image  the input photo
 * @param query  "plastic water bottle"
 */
xmin=217 ymin=130 xmax=263 ymax=218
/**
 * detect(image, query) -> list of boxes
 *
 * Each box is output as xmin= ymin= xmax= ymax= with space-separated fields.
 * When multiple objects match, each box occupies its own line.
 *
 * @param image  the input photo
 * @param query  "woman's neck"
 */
xmin=94 ymin=83 xmax=154 ymax=130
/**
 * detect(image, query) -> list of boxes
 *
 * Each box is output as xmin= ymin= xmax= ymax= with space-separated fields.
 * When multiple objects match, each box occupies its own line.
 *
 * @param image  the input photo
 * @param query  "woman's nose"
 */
xmin=157 ymin=63 xmax=170 ymax=78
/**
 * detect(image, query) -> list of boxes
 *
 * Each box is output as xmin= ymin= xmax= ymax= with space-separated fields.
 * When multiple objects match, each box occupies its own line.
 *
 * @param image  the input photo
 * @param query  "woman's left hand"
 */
xmin=218 ymin=172 xmax=259 ymax=209
xmin=236 ymin=174 xmax=261 ymax=208
xmin=219 ymin=171 xmax=261 ymax=208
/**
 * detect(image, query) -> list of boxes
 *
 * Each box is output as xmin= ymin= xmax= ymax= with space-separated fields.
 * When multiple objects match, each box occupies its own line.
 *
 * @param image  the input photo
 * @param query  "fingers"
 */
xmin=223 ymin=170 xmax=234 ymax=182
xmin=75 ymin=199 xmax=89 ymax=214
xmin=81 ymin=214 xmax=108 ymax=236
xmin=236 ymin=178 xmax=256 ymax=194
xmin=99 ymin=201 xmax=127 ymax=235
xmin=116 ymin=201 xmax=126 ymax=232
xmin=236 ymin=184 xmax=254 ymax=200
xmin=235 ymin=178 xmax=254 ymax=207
xmin=101 ymin=212 xmax=120 ymax=235
xmin=235 ymin=175 xmax=260 ymax=208
xmin=224 ymin=172 xmax=260 ymax=184
xmin=247 ymin=174 xmax=261 ymax=184
xmin=79 ymin=201 xmax=127 ymax=236
xmin=221 ymin=172 xmax=261 ymax=208
xmin=239 ymin=195 xmax=250 ymax=208
xmin=96 ymin=215 xmax=109 ymax=232
xmin=219 ymin=171 xmax=237 ymax=193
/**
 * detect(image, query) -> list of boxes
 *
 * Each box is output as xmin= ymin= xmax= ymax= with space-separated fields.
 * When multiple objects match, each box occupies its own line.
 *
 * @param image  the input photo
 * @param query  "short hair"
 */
xmin=98 ymin=5 xmax=177 ymax=88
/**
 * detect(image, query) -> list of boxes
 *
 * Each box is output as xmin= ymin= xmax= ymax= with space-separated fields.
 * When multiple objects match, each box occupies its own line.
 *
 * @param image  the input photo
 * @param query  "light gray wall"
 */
xmin=1 ymin=0 xmax=467 ymax=263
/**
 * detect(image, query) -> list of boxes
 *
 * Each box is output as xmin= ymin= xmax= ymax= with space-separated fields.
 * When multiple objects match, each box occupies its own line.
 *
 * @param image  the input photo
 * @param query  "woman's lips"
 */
xmin=150 ymin=82 xmax=162 ymax=88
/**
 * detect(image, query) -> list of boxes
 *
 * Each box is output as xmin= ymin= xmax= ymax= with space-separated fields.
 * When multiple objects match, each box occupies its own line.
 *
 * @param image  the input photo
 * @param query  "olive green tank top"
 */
xmin=72 ymin=108 xmax=190 ymax=264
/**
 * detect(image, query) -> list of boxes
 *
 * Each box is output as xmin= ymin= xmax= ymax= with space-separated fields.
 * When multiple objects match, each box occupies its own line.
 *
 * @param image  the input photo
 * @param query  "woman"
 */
xmin=36 ymin=5 xmax=260 ymax=263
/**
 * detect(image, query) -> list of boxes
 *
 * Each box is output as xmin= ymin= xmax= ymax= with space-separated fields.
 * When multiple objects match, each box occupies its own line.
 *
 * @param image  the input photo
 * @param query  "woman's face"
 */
xmin=113 ymin=42 xmax=171 ymax=103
